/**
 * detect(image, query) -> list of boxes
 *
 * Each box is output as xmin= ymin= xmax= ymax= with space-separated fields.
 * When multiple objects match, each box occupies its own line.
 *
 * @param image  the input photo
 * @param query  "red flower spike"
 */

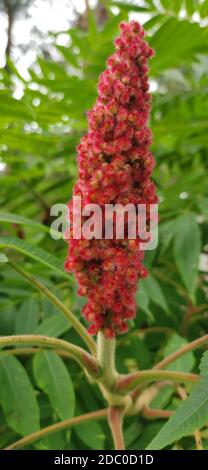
xmin=65 ymin=21 xmax=157 ymax=336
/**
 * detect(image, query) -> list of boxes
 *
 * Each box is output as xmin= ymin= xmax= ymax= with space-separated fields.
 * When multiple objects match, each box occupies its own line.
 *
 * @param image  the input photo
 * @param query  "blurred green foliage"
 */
xmin=0 ymin=0 xmax=207 ymax=450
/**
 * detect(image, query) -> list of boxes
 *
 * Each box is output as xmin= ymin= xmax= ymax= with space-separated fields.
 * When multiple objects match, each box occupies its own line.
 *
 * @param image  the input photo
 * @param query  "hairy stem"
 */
xmin=142 ymin=405 xmax=173 ymax=420
xmin=115 ymin=370 xmax=199 ymax=394
xmin=9 ymin=261 xmax=96 ymax=354
xmin=108 ymin=406 xmax=125 ymax=450
xmin=0 ymin=335 xmax=101 ymax=379
xmin=97 ymin=332 xmax=118 ymax=388
xmin=154 ymin=334 xmax=208 ymax=370
xmin=0 ymin=347 xmax=74 ymax=359
xmin=5 ymin=409 xmax=107 ymax=450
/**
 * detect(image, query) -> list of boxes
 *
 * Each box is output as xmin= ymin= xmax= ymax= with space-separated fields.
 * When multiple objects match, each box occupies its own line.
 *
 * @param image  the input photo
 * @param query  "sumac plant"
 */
xmin=0 ymin=21 xmax=208 ymax=451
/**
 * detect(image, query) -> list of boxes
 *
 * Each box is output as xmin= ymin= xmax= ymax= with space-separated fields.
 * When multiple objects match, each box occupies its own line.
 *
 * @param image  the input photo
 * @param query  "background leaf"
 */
xmin=163 ymin=333 xmax=195 ymax=372
xmin=33 ymin=351 xmax=75 ymax=421
xmin=15 ymin=298 xmax=39 ymax=335
xmin=173 ymin=213 xmax=201 ymax=299
xmin=0 ymin=355 xmax=40 ymax=437
xmin=147 ymin=351 xmax=208 ymax=450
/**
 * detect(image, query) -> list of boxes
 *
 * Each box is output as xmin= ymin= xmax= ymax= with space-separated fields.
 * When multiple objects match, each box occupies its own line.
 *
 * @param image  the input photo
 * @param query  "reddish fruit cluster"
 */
xmin=65 ymin=21 xmax=157 ymax=338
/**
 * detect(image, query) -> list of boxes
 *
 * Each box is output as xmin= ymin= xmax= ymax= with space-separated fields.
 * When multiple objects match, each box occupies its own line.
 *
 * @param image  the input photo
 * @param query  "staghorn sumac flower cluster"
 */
xmin=65 ymin=21 xmax=157 ymax=338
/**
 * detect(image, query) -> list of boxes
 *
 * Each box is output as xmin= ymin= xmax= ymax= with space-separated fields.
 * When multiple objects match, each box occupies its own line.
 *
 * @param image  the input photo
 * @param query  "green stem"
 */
xmin=5 ymin=408 xmax=107 ymax=450
xmin=97 ymin=332 xmax=118 ymax=389
xmin=115 ymin=369 xmax=199 ymax=394
xmin=9 ymin=260 xmax=96 ymax=354
xmin=0 ymin=335 xmax=101 ymax=379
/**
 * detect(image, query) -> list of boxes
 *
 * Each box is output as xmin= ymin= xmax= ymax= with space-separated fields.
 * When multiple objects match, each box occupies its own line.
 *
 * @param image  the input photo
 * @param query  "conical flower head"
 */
xmin=65 ymin=21 xmax=157 ymax=337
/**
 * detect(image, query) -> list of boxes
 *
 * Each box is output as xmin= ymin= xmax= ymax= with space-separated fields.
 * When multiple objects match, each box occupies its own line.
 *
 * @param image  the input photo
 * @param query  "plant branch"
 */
xmin=0 ymin=335 xmax=101 ymax=379
xmin=154 ymin=334 xmax=208 ymax=370
xmin=108 ymin=406 xmax=125 ymax=450
xmin=0 ymin=347 xmax=76 ymax=359
xmin=9 ymin=260 xmax=96 ymax=354
xmin=5 ymin=409 xmax=107 ymax=450
xmin=142 ymin=405 xmax=173 ymax=420
xmin=115 ymin=370 xmax=199 ymax=394
xmin=132 ymin=334 xmax=208 ymax=401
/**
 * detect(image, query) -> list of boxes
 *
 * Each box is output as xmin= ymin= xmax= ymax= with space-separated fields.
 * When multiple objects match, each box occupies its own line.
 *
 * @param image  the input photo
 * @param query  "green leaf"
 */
xmin=0 ymin=211 xmax=50 ymax=234
xmin=6 ymin=57 xmax=27 ymax=83
xmin=200 ymin=0 xmax=208 ymax=18
xmin=173 ymin=213 xmax=201 ymax=299
xmin=142 ymin=274 xmax=170 ymax=315
xmin=36 ymin=429 xmax=68 ymax=450
xmin=15 ymin=298 xmax=39 ymax=335
xmin=171 ymin=0 xmax=182 ymax=14
xmin=125 ymin=419 xmax=143 ymax=449
xmin=109 ymin=1 xmax=152 ymax=12
xmin=0 ymin=306 xmax=16 ymax=335
xmin=33 ymin=351 xmax=75 ymax=421
xmin=88 ymin=9 xmax=97 ymax=47
xmin=147 ymin=351 xmax=208 ymax=450
xmin=150 ymin=385 xmax=174 ymax=409
xmin=0 ymin=355 xmax=40 ymax=436
xmin=75 ymin=418 xmax=106 ymax=450
xmin=136 ymin=283 xmax=154 ymax=321
xmin=133 ymin=422 xmax=164 ymax=450
xmin=196 ymin=196 xmax=208 ymax=220
xmin=35 ymin=314 xmax=70 ymax=337
xmin=163 ymin=333 xmax=195 ymax=372
xmin=0 ymin=237 xmax=69 ymax=280
xmin=185 ymin=0 xmax=198 ymax=17
xmin=200 ymin=350 xmax=208 ymax=376
xmin=56 ymin=45 xmax=79 ymax=68
xmin=160 ymin=0 xmax=172 ymax=8
xmin=0 ymin=253 xmax=9 ymax=263
xmin=150 ymin=18 xmax=207 ymax=76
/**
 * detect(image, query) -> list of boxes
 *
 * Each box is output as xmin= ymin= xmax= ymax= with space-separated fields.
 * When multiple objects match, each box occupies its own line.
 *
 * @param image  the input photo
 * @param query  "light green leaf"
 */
xmin=142 ymin=274 xmax=170 ymax=315
xmin=136 ymin=283 xmax=154 ymax=321
xmin=15 ymin=298 xmax=39 ymax=335
xmin=200 ymin=0 xmax=208 ymax=18
xmin=0 ymin=253 xmax=9 ymax=263
xmin=88 ymin=9 xmax=97 ymax=47
xmin=163 ymin=333 xmax=195 ymax=372
xmin=150 ymin=18 xmax=207 ymax=76
xmin=147 ymin=351 xmax=208 ymax=450
xmin=0 ymin=355 xmax=40 ymax=436
xmin=185 ymin=0 xmax=198 ymax=17
xmin=173 ymin=213 xmax=201 ymax=299
xmin=109 ymin=1 xmax=151 ymax=13
xmin=0 ymin=237 xmax=69 ymax=280
xmin=33 ymin=351 xmax=75 ymax=420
